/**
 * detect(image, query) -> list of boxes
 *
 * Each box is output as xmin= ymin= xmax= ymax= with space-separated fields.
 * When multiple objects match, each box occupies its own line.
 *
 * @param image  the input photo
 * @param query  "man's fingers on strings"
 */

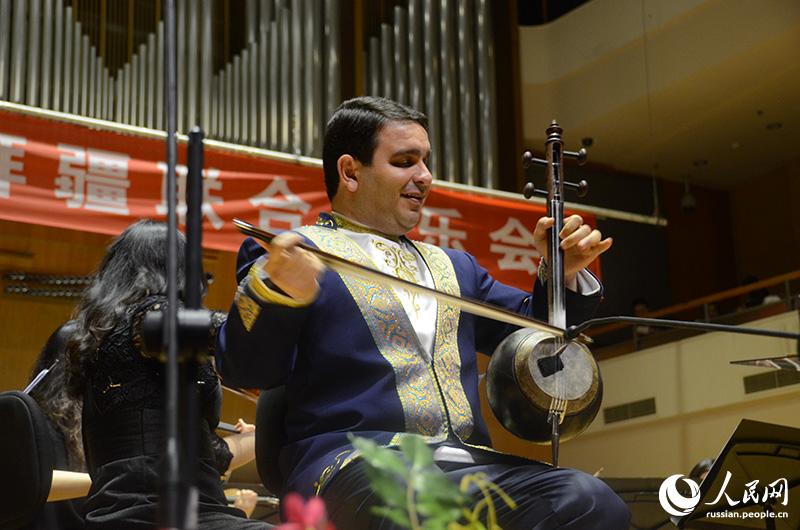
xmin=596 ymin=237 xmax=614 ymax=253
xmin=560 ymin=224 xmax=592 ymax=249
xmin=584 ymin=236 xmax=613 ymax=258
xmin=577 ymin=228 xmax=602 ymax=251
xmin=534 ymin=216 xmax=555 ymax=239
xmin=559 ymin=214 xmax=584 ymax=237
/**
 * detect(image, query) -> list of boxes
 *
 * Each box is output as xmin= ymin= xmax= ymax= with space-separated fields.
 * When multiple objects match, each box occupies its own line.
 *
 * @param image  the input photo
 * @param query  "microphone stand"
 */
xmin=160 ymin=0 xmax=182 ymax=525
xmin=159 ymin=129 xmax=209 ymax=530
xmin=156 ymin=1 xmax=211 ymax=526
xmin=565 ymin=316 xmax=800 ymax=353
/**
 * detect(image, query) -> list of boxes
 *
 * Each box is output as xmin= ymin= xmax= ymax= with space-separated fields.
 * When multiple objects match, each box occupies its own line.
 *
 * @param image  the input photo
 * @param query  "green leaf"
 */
xmin=420 ymin=516 xmax=451 ymax=530
xmin=416 ymin=500 xmax=462 ymax=519
xmin=350 ymin=435 xmax=409 ymax=478
xmin=399 ymin=434 xmax=434 ymax=470
xmin=416 ymin=471 xmax=466 ymax=503
xmin=372 ymin=505 xmax=413 ymax=528
xmin=421 ymin=508 xmax=470 ymax=530
xmin=349 ymin=434 xmax=378 ymax=453
xmin=366 ymin=471 xmax=408 ymax=508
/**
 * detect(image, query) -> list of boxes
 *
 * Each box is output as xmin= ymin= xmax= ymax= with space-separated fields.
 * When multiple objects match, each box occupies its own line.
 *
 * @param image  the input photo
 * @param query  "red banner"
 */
xmin=0 ymin=109 xmax=598 ymax=289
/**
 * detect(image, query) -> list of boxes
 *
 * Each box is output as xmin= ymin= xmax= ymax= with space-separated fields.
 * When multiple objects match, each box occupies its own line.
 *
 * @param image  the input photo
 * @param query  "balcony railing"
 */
xmin=591 ymin=270 xmax=800 ymax=359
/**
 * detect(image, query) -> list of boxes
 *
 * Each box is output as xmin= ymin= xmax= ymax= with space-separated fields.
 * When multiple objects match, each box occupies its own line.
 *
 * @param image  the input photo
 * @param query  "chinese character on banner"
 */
xmin=249 ymin=178 xmax=310 ymax=231
xmin=0 ymin=133 xmax=26 ymax=199
xmin=489 ymin=217 xmax=541 ymax=274
xmin=418 ymin=207 xmax=467 ymax=250
xmin=55 ymin=144 xmax=130 ymax=214
xmin=763 ymin=478 xmax=789 ymax=506
xmin=156 ymin=164 xmax=224 ymax=229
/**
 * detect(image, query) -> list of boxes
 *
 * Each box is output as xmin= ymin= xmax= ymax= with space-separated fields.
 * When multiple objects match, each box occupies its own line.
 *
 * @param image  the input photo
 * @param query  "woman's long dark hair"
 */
xmin=66 ymin=220 xmax=187 ymax=397
xmin=29 ymin=321 xmax=85 ymax=471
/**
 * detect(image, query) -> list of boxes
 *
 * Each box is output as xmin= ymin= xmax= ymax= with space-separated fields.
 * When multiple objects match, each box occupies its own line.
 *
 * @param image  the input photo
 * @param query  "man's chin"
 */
xmin=401 ymin=212 xmax=422 ymax=232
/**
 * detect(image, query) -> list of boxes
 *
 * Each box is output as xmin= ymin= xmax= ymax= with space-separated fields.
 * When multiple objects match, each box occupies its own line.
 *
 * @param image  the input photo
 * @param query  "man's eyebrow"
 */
xmin=391 ymin=148 xmax=429 ymax=157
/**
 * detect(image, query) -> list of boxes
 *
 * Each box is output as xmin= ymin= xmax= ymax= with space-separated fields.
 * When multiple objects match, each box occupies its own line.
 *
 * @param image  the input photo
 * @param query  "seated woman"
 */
xmin=25 ymin=321 xmax=87 ymax=529
xmin=65 ymin=220 xmax=270 ymax=529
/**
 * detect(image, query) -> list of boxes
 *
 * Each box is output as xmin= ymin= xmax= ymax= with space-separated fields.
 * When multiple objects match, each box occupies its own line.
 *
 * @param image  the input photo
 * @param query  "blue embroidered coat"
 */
xmin=218 ymin=215 xmax=601 ymax=497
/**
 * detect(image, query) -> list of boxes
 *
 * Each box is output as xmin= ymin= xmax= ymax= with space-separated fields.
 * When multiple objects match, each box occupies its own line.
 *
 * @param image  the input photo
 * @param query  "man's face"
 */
xmin=349 ymin=121 xmax=432 ymax=235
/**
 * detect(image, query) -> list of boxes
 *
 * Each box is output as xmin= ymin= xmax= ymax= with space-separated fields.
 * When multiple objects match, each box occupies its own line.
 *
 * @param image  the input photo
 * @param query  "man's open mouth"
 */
xmin=401 ymin=193 xmax=424 ymax=204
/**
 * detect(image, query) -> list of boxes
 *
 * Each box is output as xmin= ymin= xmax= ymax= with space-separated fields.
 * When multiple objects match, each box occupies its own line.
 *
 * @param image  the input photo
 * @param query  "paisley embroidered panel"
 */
xmin=297 ymin=225 xmax=448 ymax=438
xmin=413 ymin=242 xmax=474 ymax=440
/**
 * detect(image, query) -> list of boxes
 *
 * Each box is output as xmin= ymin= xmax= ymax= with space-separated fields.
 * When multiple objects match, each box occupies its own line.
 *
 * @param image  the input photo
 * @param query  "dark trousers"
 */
xmin=322 ymin=456 xmax=630 ymax=530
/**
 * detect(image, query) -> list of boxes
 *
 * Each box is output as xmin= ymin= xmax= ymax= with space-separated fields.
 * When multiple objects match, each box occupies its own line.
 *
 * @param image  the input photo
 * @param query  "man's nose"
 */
xmin=415 ymin=162 xmax=433 ymax=186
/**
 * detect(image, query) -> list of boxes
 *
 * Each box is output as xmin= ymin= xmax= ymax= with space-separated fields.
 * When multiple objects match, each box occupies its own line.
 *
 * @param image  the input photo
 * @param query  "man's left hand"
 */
xmin=533 ymin=215 xmax=613 ymax=282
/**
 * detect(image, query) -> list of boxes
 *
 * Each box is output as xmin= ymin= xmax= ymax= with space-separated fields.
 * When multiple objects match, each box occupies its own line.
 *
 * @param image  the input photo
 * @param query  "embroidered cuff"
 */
xmin=246 ymin=266 xmax=316 ymax=308
xmin=537 ymin=258 xmax=600 ymax=295
xmin=234 ymin=287 xmax=261 ymax=332
xmin=537 ymin=257 xmax=550 ymax=285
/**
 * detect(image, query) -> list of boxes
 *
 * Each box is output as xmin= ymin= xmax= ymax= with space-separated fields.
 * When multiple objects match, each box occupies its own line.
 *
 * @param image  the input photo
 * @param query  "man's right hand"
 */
xmin=258 ymin=232 xmax=324 ymax=303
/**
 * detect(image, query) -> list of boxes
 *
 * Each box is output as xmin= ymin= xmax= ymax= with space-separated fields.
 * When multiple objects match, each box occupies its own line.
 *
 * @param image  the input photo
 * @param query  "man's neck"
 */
xmin=330 ymin=211 xmax=406 ymax=242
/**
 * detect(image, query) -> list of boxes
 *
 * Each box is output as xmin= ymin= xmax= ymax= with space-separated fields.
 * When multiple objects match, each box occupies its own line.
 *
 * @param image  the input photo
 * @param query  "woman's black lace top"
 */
xmin=82 ymin=296 xmax=231 ymax=474
xmin=85 ymin=296 xmax=222 ymax=417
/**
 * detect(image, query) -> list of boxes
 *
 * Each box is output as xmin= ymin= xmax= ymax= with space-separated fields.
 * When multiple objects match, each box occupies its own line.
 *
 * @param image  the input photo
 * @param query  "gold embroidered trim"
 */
xmin=331 ymin=212 xmax=402 ymax=242
xmin=413 ymin=242 xmax=475 ymax=440
xmin=388 ymin=432 xmax=449 ymax=448
xmin=247 ymin=264 xmax=314 ymax=308
xmin=313 ymin=450 xmax=354 ymax=495
xmin=297 ymin=224 xmax=448 ymax=438
xmin=372 ymin=239 xmax=421 ymax=317
xmin=234 ymin=289 xmax=261 ymax=332
xmin=372 ymin=240 xmax=419 ymax=282
xmin=313 ymin=433 xmax=455 ymax=495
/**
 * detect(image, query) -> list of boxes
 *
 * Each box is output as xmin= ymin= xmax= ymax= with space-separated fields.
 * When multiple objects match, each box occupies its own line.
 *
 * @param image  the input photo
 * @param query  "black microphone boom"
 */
xmin=565 ymin=316 xmax=800 ymax=352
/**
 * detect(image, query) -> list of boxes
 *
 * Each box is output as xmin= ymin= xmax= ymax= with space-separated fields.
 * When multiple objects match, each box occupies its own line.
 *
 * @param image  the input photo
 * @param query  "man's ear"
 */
xmin=337 ymin=155 xmax=359 ymax=193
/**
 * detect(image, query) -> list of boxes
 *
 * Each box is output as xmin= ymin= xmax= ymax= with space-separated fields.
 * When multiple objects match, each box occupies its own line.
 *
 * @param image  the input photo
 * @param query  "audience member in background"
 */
xmin=632 ymin=297 xmax=653 ymax=336
xmin=65 ymin=220 xmax=270 ymax=529
xmin=741 ymin=275 xmax=769 ymax=308
xmin=689 ymin=458 xmax=715 ymax=483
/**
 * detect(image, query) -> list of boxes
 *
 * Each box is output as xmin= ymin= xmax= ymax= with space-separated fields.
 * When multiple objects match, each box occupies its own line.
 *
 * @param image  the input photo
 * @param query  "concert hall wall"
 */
xmin=564 ymin=163 xmax=738 ymax=318
xmin=730 ymin=157 xmax=800 ymax=282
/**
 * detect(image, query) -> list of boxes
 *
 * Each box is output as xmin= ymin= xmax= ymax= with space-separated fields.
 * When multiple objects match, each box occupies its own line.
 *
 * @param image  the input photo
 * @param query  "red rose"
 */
xmin=276 ymin=492 xmax=335 ymax=530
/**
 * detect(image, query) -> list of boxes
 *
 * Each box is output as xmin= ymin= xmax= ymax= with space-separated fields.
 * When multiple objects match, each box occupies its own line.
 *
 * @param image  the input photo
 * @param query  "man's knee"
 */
xmin=559 ymin=470 xmax=630 ymax=529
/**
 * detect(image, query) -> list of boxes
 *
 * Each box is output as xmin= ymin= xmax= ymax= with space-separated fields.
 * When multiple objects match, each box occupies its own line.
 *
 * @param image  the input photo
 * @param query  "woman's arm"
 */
xmin=223 ymin=418 xmax=256 ymax=473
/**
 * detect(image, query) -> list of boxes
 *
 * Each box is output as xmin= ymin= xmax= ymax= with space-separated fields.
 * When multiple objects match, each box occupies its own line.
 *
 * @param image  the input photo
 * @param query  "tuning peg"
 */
xmin=563 ymin=148 xmax=588 ymax=166
xmin=564 ymin=179 xmax=589 ymax=197
xmin=523 ymin=182 xmax=549 ymax=199
xmin=522 ymin=150 xmax=547 ymax=169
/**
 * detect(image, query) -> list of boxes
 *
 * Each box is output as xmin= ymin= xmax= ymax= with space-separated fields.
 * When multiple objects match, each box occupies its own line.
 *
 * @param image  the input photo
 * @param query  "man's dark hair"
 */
xmin=322 ymin=96 xmax=428 ymax=201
